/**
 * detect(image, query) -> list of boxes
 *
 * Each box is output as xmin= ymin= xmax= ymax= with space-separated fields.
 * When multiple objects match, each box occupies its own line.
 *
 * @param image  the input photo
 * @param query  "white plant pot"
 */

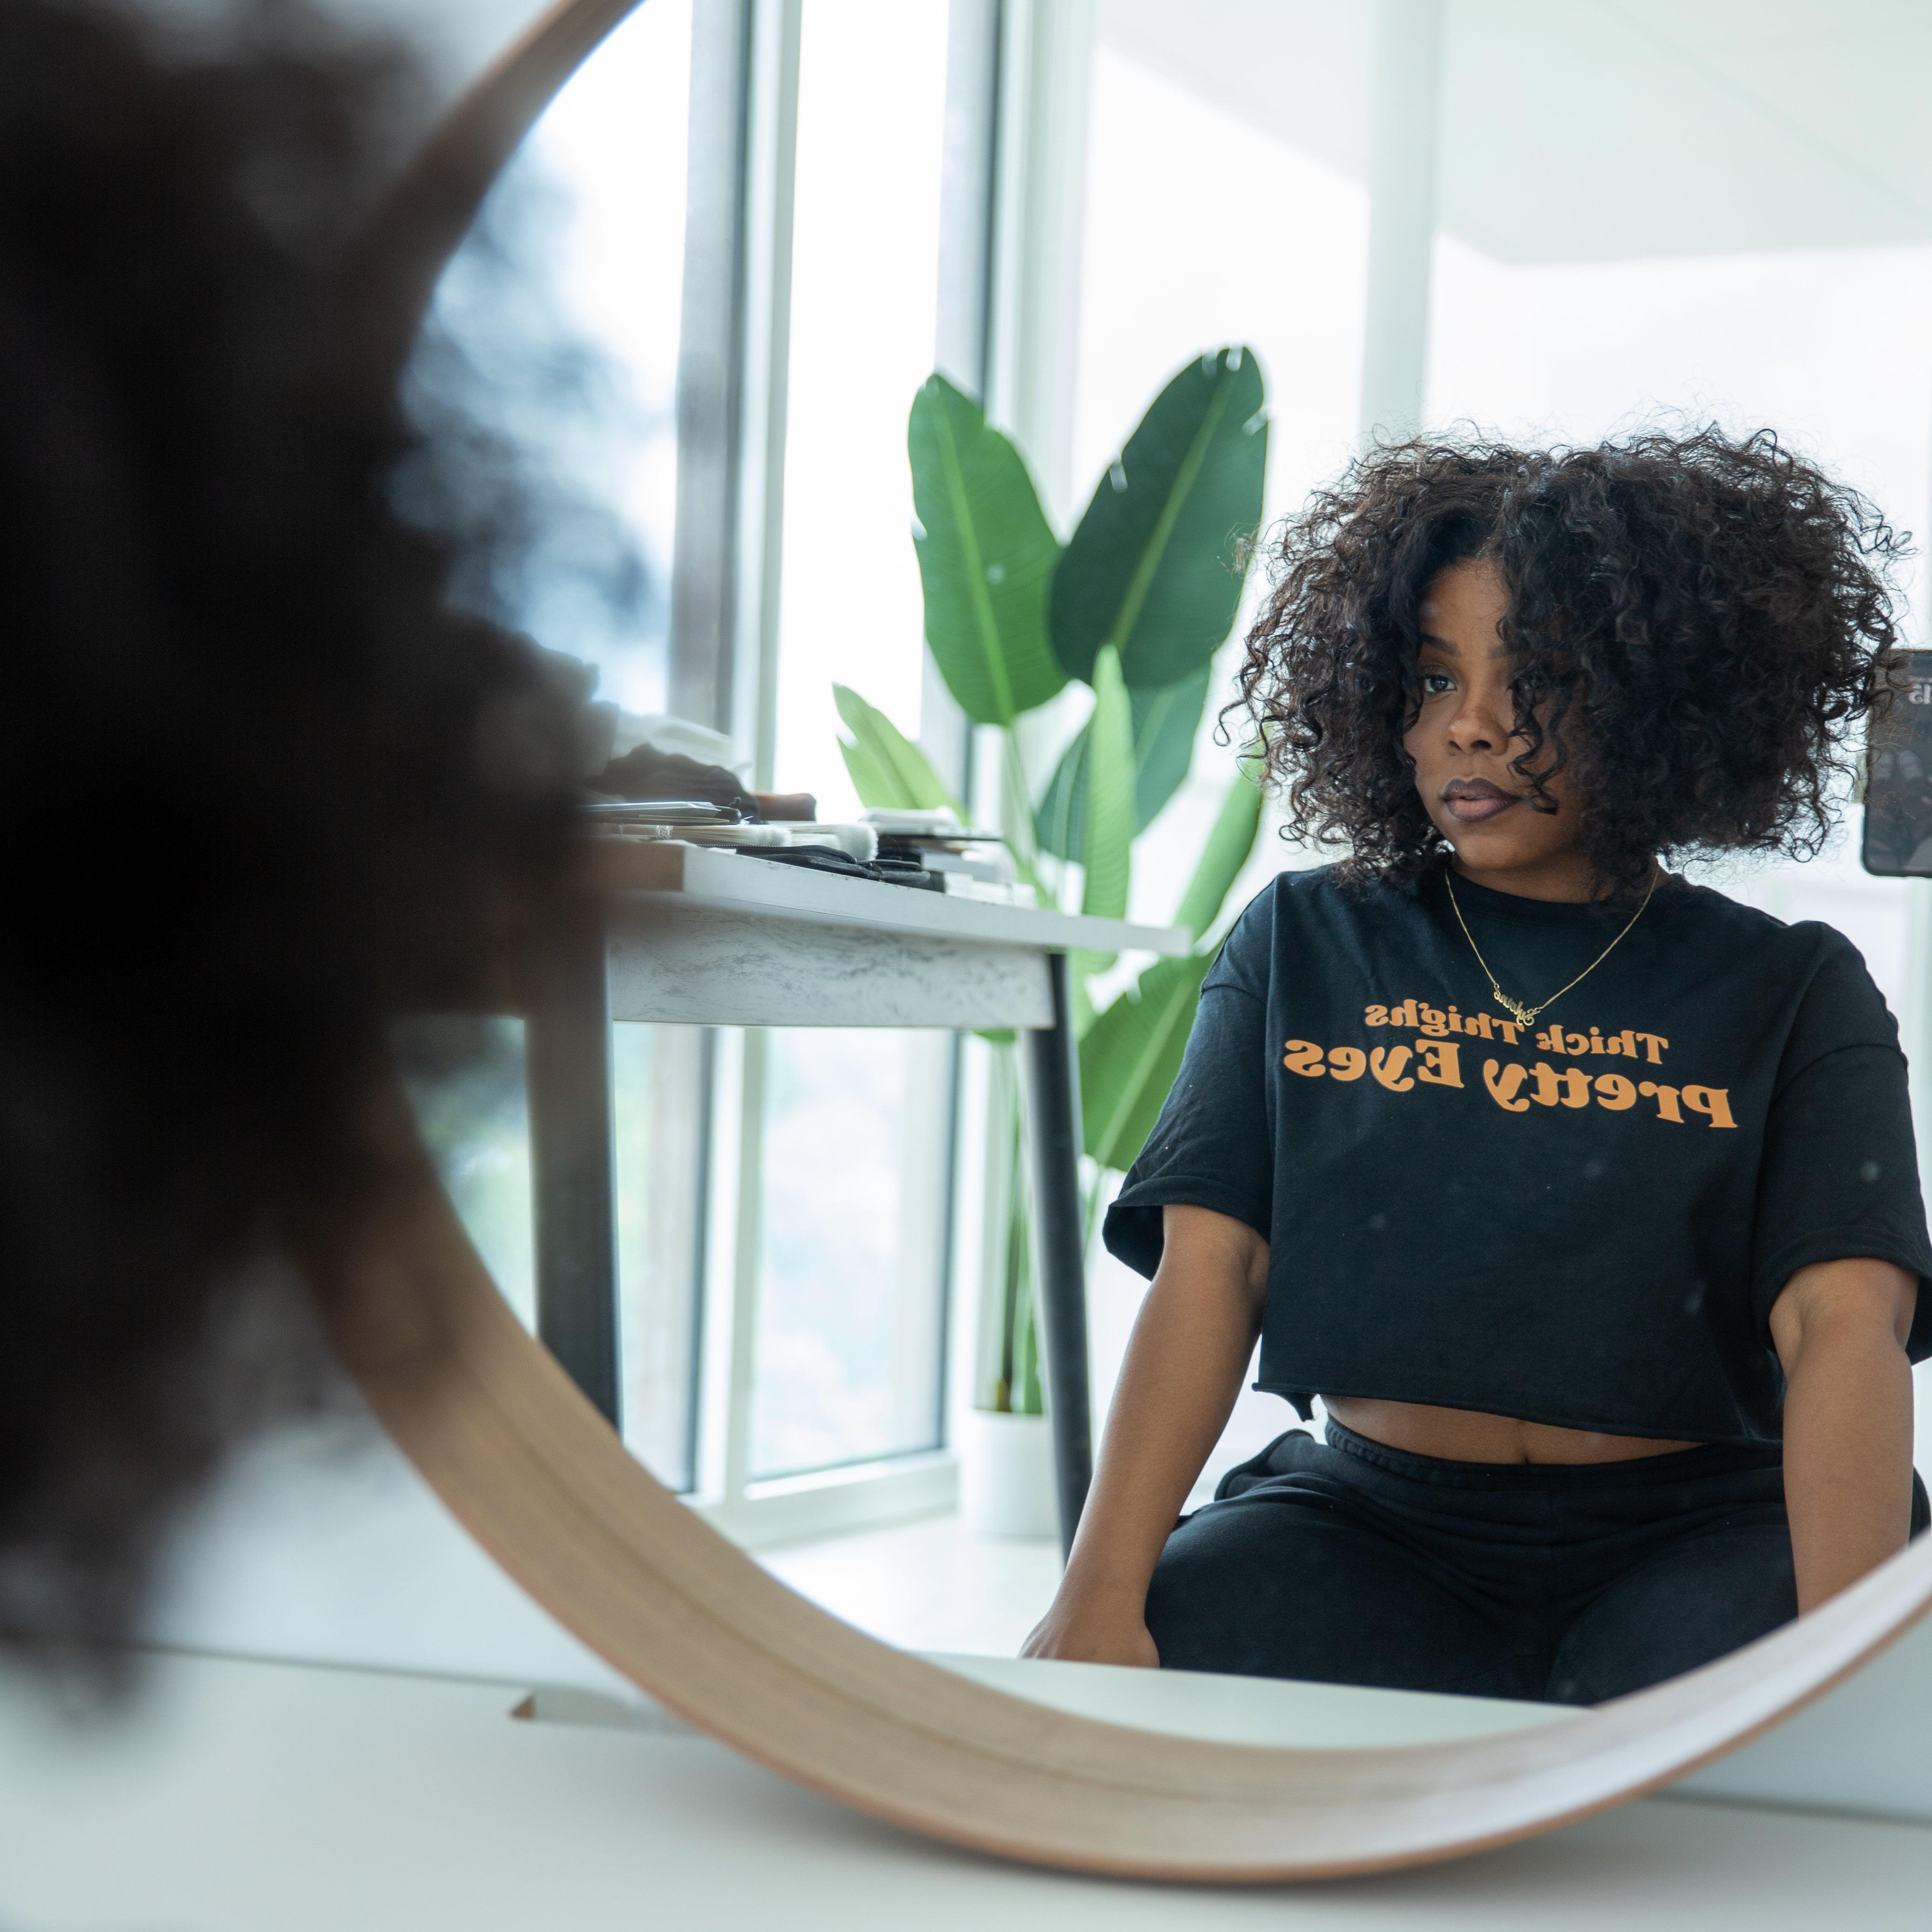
xmin=959 ymin=1409 xmax=1058 ymax=1540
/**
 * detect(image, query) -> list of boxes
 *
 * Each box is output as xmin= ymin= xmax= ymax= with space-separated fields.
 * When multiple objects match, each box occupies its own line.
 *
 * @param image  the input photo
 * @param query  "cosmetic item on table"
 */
xmin=855 ymin=806 xmax=1033 ymax=901
xmin=782 ymin=823 xmax=880 ymax=863
xmin=858 ymin=807 xmax=1005 ymax=842
xmin=583 ymin=798 xmax=744 ymax=826
xmin=584 ymin=787 xmax=1027 ymax=897
xmin=732 ymin=845 xmax=946 ymax=890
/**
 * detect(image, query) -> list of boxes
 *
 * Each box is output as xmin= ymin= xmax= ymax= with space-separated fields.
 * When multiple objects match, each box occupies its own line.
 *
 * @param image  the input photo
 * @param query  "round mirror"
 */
xmin=341 ymin=0 xmax=1932 ymax=1879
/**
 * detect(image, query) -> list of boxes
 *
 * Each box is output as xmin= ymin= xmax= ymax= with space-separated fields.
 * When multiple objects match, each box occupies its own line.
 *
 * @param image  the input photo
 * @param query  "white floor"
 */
xmin=757 ymin=1508 xmax=1062 ymax=1654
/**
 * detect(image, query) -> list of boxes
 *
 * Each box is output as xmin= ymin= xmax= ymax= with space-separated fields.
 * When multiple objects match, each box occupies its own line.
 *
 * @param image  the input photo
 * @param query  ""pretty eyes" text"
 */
xmin=1281 ymin=1037 xmax=1735 ymax=1127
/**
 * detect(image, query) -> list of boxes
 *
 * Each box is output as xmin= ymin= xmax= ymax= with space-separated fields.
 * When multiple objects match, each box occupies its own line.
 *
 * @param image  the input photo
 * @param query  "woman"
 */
xmin=1025 ymin=431 xmax=1932 ymax=1705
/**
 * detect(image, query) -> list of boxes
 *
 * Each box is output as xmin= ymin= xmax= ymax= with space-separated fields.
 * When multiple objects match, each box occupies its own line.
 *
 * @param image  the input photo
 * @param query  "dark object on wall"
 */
xmin=1862 ymin=653 xmax=1932 ymax=875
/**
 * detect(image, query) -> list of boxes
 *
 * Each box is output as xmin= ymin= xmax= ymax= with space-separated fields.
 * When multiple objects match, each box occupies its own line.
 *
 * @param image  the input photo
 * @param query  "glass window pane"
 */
xmin=751 ymin=1031 xmax=952 ymax=1479
xmin=746 ymin=0 xmax=957 ymax=1484
xmin=770 ymin=0 xmax=952 ymax=815
xmin=407 ymin=1020 xmax=537 ymax=1331
xmin=613 ymin=1023 xmax=706 ymax=1488
xmin=403 ymin=2 xmax=705 ymax=1488
xmin=419 ymin=0 xmax=692 ymax=714
xmin=406 ymin=1020 xmax=704 ymax=1493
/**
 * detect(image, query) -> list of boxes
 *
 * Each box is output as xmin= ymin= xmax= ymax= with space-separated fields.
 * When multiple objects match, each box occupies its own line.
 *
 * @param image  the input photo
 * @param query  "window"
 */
xmin=414 ymin=0 xmax=992 ymax=1543
xmin=751 ymin=1029 xmax=952 ymax=1477
xmin=742 ymin=0 xmax=959 ymax=1487
xmin=410 ymin=0 xmax=705 ymax=1492
xmin=424 ymin=0 xmax=694 ymax=712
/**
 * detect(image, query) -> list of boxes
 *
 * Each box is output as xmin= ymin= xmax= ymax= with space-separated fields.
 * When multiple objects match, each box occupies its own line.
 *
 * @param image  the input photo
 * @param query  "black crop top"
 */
xmin=1103 ymin=862 xmax=1932 ymax=1445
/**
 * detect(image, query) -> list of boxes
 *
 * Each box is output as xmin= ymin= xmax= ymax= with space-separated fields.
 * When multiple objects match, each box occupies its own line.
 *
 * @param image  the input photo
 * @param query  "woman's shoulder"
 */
xmin=1662 ymin=875 xmax=1898 ymax=1038
xmin=1663 ymin=874 xmax=1867 ymax=973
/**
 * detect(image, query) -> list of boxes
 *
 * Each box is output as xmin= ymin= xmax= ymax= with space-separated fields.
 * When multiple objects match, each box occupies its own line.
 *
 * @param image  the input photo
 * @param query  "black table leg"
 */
xmin=524 ymin=905 xmax=622 ymax=1428
xmin=1020 ymin=950 xmax=1093 ymax=1559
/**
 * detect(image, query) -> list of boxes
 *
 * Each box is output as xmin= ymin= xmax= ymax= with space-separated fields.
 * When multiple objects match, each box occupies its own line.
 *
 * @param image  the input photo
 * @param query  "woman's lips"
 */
xmin=1443 ymin=783 xmax=1517 ymax=823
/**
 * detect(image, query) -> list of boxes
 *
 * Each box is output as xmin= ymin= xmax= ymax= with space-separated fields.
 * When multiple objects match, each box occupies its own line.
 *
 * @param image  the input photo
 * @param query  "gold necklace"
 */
xmin=1444 ymin=867 xmax=1657 ymax=1030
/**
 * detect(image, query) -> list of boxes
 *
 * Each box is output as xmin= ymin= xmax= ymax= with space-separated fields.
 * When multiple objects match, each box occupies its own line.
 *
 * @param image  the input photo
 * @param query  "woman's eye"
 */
xmin=1419 ymin=670 xmax=1455 ymax=696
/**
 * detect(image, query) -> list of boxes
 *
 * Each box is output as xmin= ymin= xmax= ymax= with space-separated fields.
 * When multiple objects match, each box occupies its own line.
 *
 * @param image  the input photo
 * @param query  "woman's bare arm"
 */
xmin=1020 ymin=1204 xmax=1269 ymax=1667
xmin=1769 ymin=1256 xmax=1919 ymax=1614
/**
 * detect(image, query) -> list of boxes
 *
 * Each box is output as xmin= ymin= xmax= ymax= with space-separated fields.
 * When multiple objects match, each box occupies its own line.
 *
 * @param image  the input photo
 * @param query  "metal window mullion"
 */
xmin=706 ymin=0 xmax=803 ymax=1508
xmin=719 ymin=1027 xmax=771 ymax=1501
xmin=927 ymin=0 xmax=1007 ymax=1453
xmin=667 ymin=0 xmax=755 ymax=732
xmin=730 ymin=0 xmax=803 ymax=788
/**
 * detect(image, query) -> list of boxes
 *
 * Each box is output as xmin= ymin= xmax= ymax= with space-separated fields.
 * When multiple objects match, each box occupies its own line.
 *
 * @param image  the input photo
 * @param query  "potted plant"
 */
xmin=837 ymin=349 xmax=1271 ymax=1536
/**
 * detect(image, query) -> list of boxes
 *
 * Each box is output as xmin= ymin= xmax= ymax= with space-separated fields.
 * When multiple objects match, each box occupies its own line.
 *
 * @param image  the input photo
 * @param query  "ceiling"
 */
xmin=1100 ymin=0 xmax=1932 ymax=264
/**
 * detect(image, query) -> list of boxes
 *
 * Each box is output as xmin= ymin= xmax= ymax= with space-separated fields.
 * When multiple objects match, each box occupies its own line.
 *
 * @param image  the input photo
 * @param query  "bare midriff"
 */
xmin=1324 ymin=1396 xmax=1704 ymax=1466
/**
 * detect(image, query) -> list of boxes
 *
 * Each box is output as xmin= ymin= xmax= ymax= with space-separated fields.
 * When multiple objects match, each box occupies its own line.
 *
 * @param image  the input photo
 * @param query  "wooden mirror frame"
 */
xmin=338 ymin=0 xmax=1932 ymax=1881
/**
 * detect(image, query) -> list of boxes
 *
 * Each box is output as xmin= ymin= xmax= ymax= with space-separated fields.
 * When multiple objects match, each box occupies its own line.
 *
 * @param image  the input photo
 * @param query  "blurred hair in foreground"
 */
xmin=0 ymin=0 xmax=584 ymax=1674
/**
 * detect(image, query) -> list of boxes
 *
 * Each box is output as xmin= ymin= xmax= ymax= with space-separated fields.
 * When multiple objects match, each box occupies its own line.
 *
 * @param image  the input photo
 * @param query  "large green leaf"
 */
xmin=833 ymin=684 xmax=965 ymax=816
xmin=1079 ymin=950 xmax=1216 ymax=1173
xmin=909 ymin=375 xmax=1067 ymax=726
xmin=837 ymin=733 xmax=902 ymax=809
xmin=1080 ymin=645 xmax=1134 ymax=924
xmin=1174 ymin=765 xmax=1264 ymax=942
xmin=1035 ymin=664 xmax=1211 ymax=861
xmin=1050 ymin=347 xmax=1268 ymax=690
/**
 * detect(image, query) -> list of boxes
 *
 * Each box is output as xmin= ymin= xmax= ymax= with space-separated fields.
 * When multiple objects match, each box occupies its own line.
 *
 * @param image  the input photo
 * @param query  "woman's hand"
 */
xmin=1014 ymin=1204 xmax=1268 ymax=1670
xmin=1021 ymin=1588 xmax=1161 ymax=1670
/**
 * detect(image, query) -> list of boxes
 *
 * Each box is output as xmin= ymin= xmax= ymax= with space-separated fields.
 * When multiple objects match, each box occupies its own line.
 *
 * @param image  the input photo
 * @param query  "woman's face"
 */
xmin=1401 ymin=559 xmax=1593 ymax=898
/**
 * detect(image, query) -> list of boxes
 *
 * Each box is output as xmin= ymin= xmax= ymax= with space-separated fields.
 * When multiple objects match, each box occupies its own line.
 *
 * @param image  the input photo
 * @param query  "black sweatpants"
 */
xmin=1145 ymin=1421 xmax=1930 ymax=1706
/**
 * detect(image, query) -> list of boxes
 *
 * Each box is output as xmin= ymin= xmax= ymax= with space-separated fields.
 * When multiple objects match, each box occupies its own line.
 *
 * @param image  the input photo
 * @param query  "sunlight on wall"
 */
xmin=1072 ymin=46 xmax=1369 ymax=940
xmin=1427 ymin=238 xmax=1932 ymax=643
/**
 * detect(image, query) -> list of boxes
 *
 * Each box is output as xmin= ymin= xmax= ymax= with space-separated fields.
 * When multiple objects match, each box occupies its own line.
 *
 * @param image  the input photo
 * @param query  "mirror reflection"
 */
xmin=415 ymin=0 xmax=1932 ymax=1747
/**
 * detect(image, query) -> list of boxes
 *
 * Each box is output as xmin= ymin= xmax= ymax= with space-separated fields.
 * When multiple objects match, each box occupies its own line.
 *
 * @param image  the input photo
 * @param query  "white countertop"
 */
xmin=4 ymin=1649 xmax=1927 ymax=1931
xmin=591 ymin=835 xmax=1192 ymax=956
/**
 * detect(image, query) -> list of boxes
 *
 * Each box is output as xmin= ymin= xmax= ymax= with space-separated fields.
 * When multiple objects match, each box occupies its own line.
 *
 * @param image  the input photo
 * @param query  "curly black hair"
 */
xmin=1235 ymin=426 xmax=1907 ymax=894
xmin=0 ymin=0 xmax=587 ymax=1665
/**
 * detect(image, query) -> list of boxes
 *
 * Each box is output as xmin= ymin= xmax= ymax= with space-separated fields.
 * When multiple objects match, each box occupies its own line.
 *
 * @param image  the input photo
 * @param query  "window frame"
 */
xmin=666 ymin=0 xmax=1016 ymax=1548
